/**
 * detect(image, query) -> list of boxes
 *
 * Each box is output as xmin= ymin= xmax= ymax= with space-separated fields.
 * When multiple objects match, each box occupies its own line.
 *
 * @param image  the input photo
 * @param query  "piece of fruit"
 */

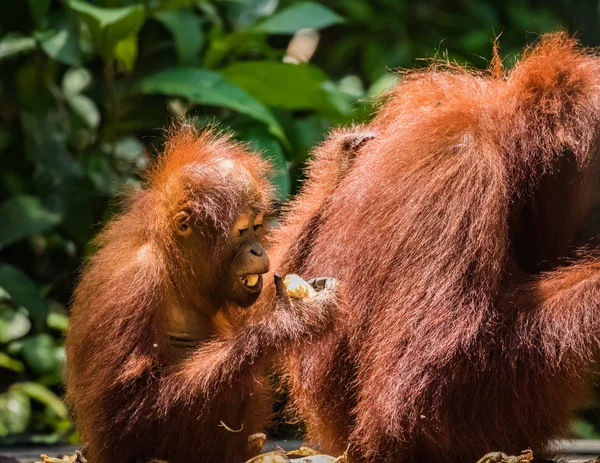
xmin=283 ymin=274 xmax=317 ymax=298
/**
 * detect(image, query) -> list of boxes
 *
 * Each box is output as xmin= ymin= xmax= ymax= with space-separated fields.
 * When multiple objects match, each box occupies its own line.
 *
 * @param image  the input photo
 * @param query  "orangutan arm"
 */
xmin=511 ymin=255 xmax=600 ymax=360
xmin=159 ymin=274 xmax=339 ymax=404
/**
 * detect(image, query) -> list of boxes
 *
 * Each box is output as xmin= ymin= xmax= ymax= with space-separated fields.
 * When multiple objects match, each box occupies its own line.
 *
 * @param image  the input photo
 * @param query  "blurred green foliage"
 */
xmin=0 ymin=0 xmax=598 ymax=446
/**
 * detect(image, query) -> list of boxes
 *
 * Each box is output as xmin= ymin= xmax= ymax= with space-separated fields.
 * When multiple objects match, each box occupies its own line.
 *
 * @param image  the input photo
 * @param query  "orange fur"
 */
xmin=65 ymin=124 xmax=276 ymax=463
xmin=268 ymin=33 xmax=600 ymax=462
xmin=65 ymin=122 xmax=340 ymax=463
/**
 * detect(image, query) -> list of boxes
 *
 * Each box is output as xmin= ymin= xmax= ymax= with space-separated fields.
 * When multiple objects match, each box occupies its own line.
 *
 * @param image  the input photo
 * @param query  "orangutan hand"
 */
xmin=273 ymin=273 xmax=339 ymax=327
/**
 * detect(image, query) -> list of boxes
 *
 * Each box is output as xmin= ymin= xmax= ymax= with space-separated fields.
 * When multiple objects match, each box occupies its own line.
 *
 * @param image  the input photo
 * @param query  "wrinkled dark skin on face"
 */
xmin=219 ymin=213 xmax=269 ymax=308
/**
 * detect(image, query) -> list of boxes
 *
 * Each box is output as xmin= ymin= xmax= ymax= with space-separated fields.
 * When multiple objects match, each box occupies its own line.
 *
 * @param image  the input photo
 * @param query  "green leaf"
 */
xmin=40 ymin=29 xmax=80 ymax=67
xmin=85 ymin=152 xmax=121 ymax=195
xmin=226 ymin=0 xmax=278 ymax=30
xmin=570 ymin=418 xmax=600 ymax=439
xmin=11 ymin=382 xmax=68 ymax=420
xmin=0 ymin=34 xmax=37 ymax=61
xmin=135 ymin=68 xmax=287 ymax=143
xmin=0 ymin=195 xmax=62 ymax=250
xmin=153 ymin=0 xmax=197 ymax=10
xmin=203 ymin=31 xmax=269 ymax=69
xmin=337 ymin=74 xmax=365 ymax=98
xmin=62 ymin=68 xmax=93 ymax=96
xmin=0 ymin=307 xmax=32 ymax=344
xmin=61 ymin=68 xmax=101 ymax=128
xmin=0 ymin=390 xmax=31 ymax=437
xmin=40 ymin=17 xmax=81 ymax=67
xmin=237 ymin=124 xmax=290 ymax=201
xmin=0 ymin=352 xmax=25 ymax=373
xmin=0 ymin=265 xmax=49 ymax=331
xmin=221 ymin=61 xmax=336 ymax=112
xmin=47 ymin=312 xmax=69 ymax=333
xmin=114 ymin=34 xmax=138 ymax=72
xmin=20 ymin=334 xmax=60 ymax=376
xmin=113 ymin=137 xmax=144 ymax=162
xmin=155 ymin=8 xmax=203 ymax=65
xmin=254 ymin=2 xmax=343 ymax=34
xmin=68 ymin=0 xmax=145 ymax=60
xmin=68 ymin=94 xmax=102 ymax=129
xmin=320 ymin=80 xmax=353 ymax=117
xmin=28 ymin=0 xmax=51 ymax=26
xmin=287 ymin=115 xmax=330 ymax=162
xmin=21 ymin=111 xmax=93 ymax=245
xmin=367 ymin=73 xmax=400 ymax=98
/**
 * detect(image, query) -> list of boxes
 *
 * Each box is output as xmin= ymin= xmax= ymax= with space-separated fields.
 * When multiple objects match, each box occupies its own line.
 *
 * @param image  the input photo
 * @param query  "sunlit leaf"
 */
xmin=226 ymin=0 xmax=278 ymax=30
xmin=11 ymin=382 xmax=68 ymax=420
xmin=254 ymin=2 xmax=343 ymax=34
xmin=221 ymin=61 xmax=334 ymax=111
xmin=0 ymin=195 xmax=62 ymax=250
xmin=113 ymin=137 xmax=144 ymax=162
xmin=114 ymin=34 xmax=138 ymax=72
xmin=67 ymin=94 xmax=101 ymax=129
xmin=0 ymin=34 xmax=37 ymax=61
xmin=0 ymin=265 xmax=48 ymax=331
xmin=0 ymin=352 xmax=25 ymax=374
xmin=155 ymin=7 xmax=203 ymax=65
xmin=68 ymin=0 xmax=145 ymax=60
xmin=135 ymin=68 xmax=287 ymax=143
xmin=62 ymin=68 xmax=93 ymax=96
xmin=337 ymin=75 xmax=365 ymax=98
xmin=0 ymin=307 xmax=32 ymax=343
xmin=39 ymin=16 xmax=81 ymax=67
xmin=367 ymin=73 xmax=400 ymax=97
xmin=47 ymin=312 xmax=69 ymax=333
xmin=0 ymin=390 xmax=31 ymax=436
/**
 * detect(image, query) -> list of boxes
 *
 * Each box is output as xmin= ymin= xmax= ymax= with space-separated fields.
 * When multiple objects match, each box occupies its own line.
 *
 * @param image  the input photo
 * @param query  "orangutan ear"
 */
xmin=173 ymin=211 xmax=192 ymax=237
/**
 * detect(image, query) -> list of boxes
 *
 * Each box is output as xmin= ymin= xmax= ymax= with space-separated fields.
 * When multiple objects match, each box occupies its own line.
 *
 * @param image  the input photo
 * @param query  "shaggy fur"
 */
xmin=267 ymin=33 xmax=600 ymax=462
xmin=65 ymin=124 xmax=338 ymax=463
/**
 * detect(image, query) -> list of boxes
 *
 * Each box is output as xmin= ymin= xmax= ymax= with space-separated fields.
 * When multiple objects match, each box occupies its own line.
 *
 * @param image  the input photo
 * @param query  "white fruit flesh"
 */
xmin=284 ymin=274 xmax=317 ymax=298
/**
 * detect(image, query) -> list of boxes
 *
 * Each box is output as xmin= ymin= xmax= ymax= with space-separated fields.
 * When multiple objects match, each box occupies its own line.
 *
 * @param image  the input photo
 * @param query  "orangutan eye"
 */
xmin=253 ymin=214 xmax=264 ymax=231
xmin=238 ymin=228 xmax=248 ymax=236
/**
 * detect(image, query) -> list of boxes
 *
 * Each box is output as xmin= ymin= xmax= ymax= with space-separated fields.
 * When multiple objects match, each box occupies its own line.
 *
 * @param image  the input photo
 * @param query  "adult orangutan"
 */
xmin=268 ymin=33 xmax=600 ymax=462
xmin=64 ymin=124 xmax=338 ymax=463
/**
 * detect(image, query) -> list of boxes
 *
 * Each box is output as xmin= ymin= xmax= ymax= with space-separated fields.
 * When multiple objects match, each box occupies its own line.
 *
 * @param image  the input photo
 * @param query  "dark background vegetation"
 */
xmin=0 ymin=0 xmax=599 ymax=446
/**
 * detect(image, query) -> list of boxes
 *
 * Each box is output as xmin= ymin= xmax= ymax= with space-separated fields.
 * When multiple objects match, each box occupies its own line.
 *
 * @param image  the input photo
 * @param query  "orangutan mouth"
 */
xmin=241 ymin=274 xmax=261 ymax=290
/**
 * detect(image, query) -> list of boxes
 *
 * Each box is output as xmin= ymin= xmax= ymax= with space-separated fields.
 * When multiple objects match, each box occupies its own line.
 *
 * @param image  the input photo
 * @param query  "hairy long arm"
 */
xmin=510 ymin=256 xmax=600 ymax=369
xmin=158 ymin=275 xmax=339 ymax=406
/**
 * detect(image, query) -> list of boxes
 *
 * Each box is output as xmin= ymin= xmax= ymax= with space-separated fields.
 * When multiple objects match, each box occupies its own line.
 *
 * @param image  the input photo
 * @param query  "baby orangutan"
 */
xmin=64 ymin=124 xmax=338 ymax=463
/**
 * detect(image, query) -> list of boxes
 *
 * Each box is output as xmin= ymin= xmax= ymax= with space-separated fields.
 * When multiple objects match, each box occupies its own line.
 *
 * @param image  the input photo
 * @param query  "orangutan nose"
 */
xmin=250 ymin=243 xmax=264 ymax=257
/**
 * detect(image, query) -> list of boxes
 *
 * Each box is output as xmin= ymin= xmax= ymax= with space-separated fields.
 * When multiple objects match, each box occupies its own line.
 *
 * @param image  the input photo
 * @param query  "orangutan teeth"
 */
xmin=242 ymin=274 xmax=259 ymax=287
xmin=240 ymin=273 xmax=259 ymax=288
